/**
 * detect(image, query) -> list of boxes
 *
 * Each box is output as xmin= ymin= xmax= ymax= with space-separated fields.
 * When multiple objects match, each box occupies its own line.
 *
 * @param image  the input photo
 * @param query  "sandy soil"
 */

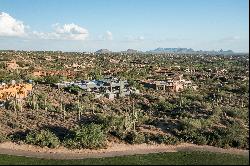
xmin=0 ymin=142 xmax=248 ymax=160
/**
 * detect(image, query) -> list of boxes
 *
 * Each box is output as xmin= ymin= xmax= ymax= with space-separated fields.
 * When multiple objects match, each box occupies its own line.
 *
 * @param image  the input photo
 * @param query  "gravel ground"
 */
xmin=0 ymin=142 xmax=248 ymax=160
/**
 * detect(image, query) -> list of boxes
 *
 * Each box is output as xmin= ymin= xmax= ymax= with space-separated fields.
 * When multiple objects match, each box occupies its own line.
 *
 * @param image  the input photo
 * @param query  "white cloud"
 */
xmin=106 ymin=31 xmax=113 ymax=40
xmin=218 ymin=36 xmax=241 ymax=42
xmin=98 ymin=30 xmax=113 ymax=40
xmin=0 ymin=12 xmax=27 ymax=37
xmin=137 ymin=36 xmax=144 ymax=40
xmin=53 ymin=23 xmax=89 ymax=40
xmin=33 ymin=23 xmax=89 ymax=41
xmin=32 ymin=31 xmax=59 ymax=40
xmin=122 ymin=35 xmax=145 ymax=42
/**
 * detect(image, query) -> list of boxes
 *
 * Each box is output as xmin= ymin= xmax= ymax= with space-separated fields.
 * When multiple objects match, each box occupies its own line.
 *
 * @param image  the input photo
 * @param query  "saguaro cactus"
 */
xmin=77 ymin=98 xmax=81 ymax=121
xmin=92 ymin=104 xmax=95 ymax=115
xmin=32 ymin=94 xmax=37 ymax=110
xmin=44 ymin=95 xmax=47 ymax=111
xmin=63 ymin=105 xmax=66 ymax=121
xmin=131 ymin=100 xmax=138 ymax=132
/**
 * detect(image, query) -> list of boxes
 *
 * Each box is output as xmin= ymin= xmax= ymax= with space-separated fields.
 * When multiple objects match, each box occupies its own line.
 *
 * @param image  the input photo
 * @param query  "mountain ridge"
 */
xmin=95 ymin=48 xmax=235 ymax=54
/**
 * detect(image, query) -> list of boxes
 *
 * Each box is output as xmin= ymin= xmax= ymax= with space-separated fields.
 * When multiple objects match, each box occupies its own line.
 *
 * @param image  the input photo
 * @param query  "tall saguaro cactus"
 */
xmin=63 ymin=105 xmax=66 ymax=121
xmin=92 ymin=104 xmax=95 ymax=115
xmin=44 ymin=94 xmax=47 ymax=111
xmin=131 ymin=100 xmax=138 ymax=132
xmin=77 ymin=94 xmax=81 ymax=121
xmin=31 ymin=94 xmax=37 ymax=110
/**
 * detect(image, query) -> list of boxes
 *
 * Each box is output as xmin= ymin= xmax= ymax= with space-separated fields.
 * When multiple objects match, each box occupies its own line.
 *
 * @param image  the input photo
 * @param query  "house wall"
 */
xmin=0 ymin=83 xmax=32 ymax=101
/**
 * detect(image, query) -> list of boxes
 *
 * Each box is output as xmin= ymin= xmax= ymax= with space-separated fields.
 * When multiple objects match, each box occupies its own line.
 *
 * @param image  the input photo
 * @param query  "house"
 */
xmin=154 ymin=67 xmax=176 ymax=77
xmin=141 ymin=74 xmax=195 ymax=92
xmin=55 ymin=77 xmax=139 ymax=100
xmin=0 ymin=82 xmax=33 ymax=101
xmin=5 ymin=60 xmax=19 ymax=70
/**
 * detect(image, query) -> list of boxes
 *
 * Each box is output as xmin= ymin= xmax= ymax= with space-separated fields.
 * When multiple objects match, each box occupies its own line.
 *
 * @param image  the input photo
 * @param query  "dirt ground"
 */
xmin=0 ymin=141 xmax=248 ymax=160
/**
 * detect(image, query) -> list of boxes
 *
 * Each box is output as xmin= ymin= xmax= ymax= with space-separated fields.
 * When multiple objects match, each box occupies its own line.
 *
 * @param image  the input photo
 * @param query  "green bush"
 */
xmin=43 ymin=75 xmax=62 ymax=84
xmin=25 ymin=129 xmax=60 ymax=148
xmin=144 ymin=133 xmax=179 ymax=145
xmin=0 ymin=134 xmax=7 ymax=143
xmin=98 ymin=114 xmax=133 ymax=140
xmin=125 ymin=131 xmax=145 ymax=144
xmin=161 ymin=135 xmax=179 ymax=145
xmin=64 ymin=85 xmax=83 ymax=95
xmin=64 ymin=123 xmax=107 ymax=149
xmin=223 ymin=106 xmax=248 ymax=121
xmin=206 ymin=122 xmax=248 ymax=149
xmin=154 ymin=134 xmax=179 ymax=145
xmin=155 ymin=101 xmax=175 ymax=113
xmin=177 ymin=127 xmax=208 ymax=145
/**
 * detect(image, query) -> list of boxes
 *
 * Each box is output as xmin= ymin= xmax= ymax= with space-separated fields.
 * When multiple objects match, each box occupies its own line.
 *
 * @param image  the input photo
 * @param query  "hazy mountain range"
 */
xmin=95 ymin=48 xmax=235 ymax=54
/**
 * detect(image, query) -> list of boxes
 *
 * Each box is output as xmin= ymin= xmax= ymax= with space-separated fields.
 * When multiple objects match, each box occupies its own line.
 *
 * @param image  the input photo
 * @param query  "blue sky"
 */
xmin=0 ymin=0 xmax=249 ymax=52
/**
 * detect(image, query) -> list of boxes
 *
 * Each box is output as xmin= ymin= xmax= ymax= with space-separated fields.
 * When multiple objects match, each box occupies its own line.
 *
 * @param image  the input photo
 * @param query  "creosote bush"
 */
xmin=125 ymin=131 xmax=145 ymax=144
xmin=64 ymin=123 xmax=107 ymax=149
xmin=0 ymin=134 xmax=7 ymax=143
xmin=144 ymin=133 xmax=179 ymax=145
xmin=25 ymin=129 xmax=60 ymax=148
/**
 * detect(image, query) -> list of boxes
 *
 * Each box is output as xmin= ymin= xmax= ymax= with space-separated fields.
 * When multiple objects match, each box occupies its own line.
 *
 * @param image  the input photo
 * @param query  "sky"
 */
xmin=0 ymin=0 xmax=249 ymax=52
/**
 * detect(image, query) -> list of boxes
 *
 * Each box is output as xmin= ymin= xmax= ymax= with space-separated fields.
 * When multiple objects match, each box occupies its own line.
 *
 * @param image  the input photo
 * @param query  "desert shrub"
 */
xmin=43 ymin=75 xmax=62 ymax=84
xmin=154 ymin=101 xmax=175 ymax=113
xmin=177 ymin=118 xmax=210 ymax=145
xmin=64 ymin=123 xmax=107 ymax=149
xmin=0 ymin=62 xmax=5 ymax=69
xmin=191 ymin=101 xmax=202 ymax=108
xmin=144 ymin=133 xmax=179 ymax=145
xmin=180 ymin=129 xmax=208 ymax=145
xmin=125 ymin=131 xmax=145 ymax=144
xmin=0 ymin=134 xmax=7 ymax=143
xmin=97 ymin=114 xmax=133 ymax=140
xmin=65 ymin=103 xmax=78 ymax=112
xmin=153 ymin=134 xmax=167 ymax=144
xmin=9 ymin=131 xmax=27 ymax=142
xmin=160 ymin=135 xmax=179 ymax=145
xmin=223 ymin=106 xmax=248 ymax=121
xmin=154 ymin=134 xmax=179 ymax=145
xmin=206 ymin=122 xmax=248 ymax=149
xmin=64 ymin=85 xmax=83 ymax=95
xmin=179 ymin=118 xmax=204 ymax=130
xmin=4 ymin=100 xmax=16 ymax=111
xmin=25 ymin=129 xmax=60 ymax=148
xmin=136 ymin=112 xmax=150 ymax=126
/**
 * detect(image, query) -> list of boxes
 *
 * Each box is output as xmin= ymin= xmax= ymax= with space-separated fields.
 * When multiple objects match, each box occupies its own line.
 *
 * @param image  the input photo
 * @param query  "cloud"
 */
xmin=155 ymin=37 xmax=192 ymax=43
xmin=218 ymin=36 xmax=241 ymax=42
xmin=32 ymin=31 xmax=59 ymax=40
xmin=0 ymin=12 xmax=88 ymax=41
xmin=122 ymin=35 xmax=145 ymax=42
xmin=33 ymin=23 xmax=89 ymax=40
xmin=53 ymin=23 xmax=89 ymax=40
xmin=0 ymin=12 xmax=27 ymax=37
xmin=156 ymin=38 xmax=179 ymax=43
xmin=106 ymin=31 xmax=113 ymax=40
xmin=98 ymin=30 xmax=113 ymax=40
xmin=137 ymin=36 xmax=144 ymax=40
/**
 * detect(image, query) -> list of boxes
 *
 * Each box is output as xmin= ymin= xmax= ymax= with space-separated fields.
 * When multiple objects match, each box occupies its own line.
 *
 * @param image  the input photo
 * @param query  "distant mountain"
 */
xmin=95 ymin=49 xmax=112 ymax=53
xmin=147 ymin=48 xmax=234 ymax=55
xmin=121 ymin=49 xmax=140 ymax=53
xmin=149 ymin=48 xmax=194 ymax=53
xmin=94 ymin=48 xmax=235 ymax=55
xmin=126 ymin=49 xmax=138 ymax=53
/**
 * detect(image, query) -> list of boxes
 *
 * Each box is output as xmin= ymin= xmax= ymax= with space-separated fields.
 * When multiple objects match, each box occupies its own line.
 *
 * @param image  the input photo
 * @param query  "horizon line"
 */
xmin=0 ymin=48 xmax=249 ymax=54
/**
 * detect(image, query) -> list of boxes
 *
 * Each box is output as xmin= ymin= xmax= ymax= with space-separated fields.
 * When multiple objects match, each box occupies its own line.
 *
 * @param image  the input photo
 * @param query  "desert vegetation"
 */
xmin=0 ymin=50 xmax=249 ymax=150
